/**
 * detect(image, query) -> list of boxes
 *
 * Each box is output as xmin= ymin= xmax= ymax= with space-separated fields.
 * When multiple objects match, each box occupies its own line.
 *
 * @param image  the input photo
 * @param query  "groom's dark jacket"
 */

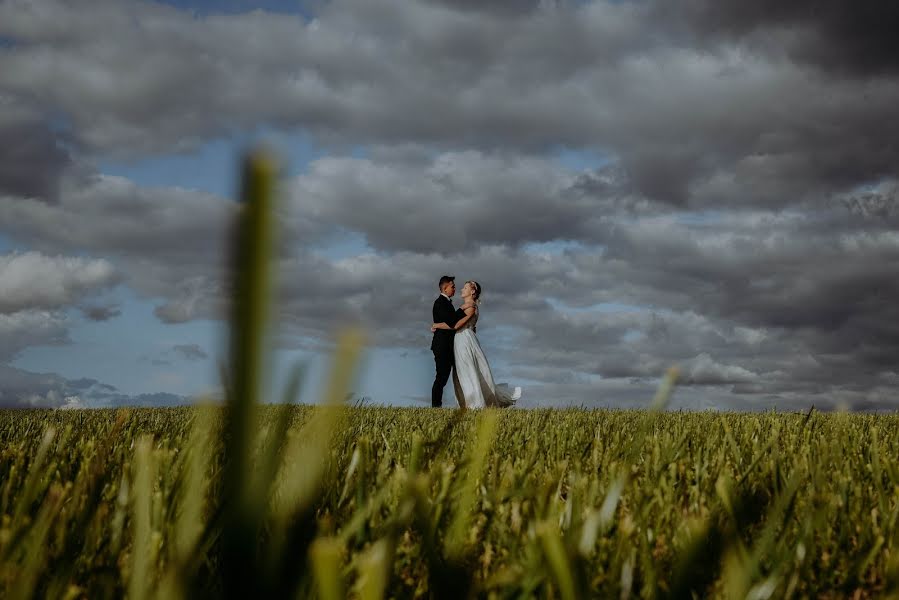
xmin=431 ymin=295 xmax=459 ymax=353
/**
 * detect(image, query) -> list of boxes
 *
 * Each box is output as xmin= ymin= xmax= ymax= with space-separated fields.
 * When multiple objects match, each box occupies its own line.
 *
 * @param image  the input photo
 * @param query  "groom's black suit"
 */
xmin=431 ymin=295 xmax=460 ymax=407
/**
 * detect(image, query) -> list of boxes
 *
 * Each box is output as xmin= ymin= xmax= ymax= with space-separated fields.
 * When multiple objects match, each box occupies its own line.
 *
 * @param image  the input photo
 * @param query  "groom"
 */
xmin=430 ymin=275 xmax=459 ymax=407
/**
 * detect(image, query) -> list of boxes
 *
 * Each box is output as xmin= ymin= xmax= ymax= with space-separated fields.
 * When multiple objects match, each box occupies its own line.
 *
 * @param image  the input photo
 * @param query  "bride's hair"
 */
xmin=467 ymin=280 xmax=482 ymax=304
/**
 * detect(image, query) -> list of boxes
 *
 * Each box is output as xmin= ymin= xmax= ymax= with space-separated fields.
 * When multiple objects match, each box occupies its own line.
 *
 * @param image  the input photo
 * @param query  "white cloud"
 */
xmin=0 ymin=251 xmax=118 ymax=314
xmin=57 ymin=395 xmax=86 ymax=410
xmin=682 ymin=352 xmax=759 ymax=385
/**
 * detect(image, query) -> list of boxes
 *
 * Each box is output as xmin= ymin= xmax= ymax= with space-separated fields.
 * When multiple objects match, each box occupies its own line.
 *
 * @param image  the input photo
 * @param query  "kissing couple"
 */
xmin=430 ymin=275 xmax=522 ymax=409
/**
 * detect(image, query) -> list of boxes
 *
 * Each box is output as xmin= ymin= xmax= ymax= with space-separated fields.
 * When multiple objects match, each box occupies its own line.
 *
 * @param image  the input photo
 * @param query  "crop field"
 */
xmin=1 ymin=404 xmax=899 ymax=599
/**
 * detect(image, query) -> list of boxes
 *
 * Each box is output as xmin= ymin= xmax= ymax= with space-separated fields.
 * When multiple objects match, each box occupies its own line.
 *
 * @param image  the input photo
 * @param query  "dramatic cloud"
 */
xmin=278 ymin=197 xmax=897 ymax=408
xmin=0 ymin=364 xmax=189 ymax=409
xmin=0 ymin=310 xmax=69 ymax=362
xmin=80 ymin=304 xmax=122 ymax=321
xmin=660 ymin=0 xmax=899 ymax=76
xmin=0 ymin=174 xmax=235 ymax=322
xmin=1 ymin=0 xmax=897 ymax=410
xmin=0 ymin=105 xmax=74 ymax=202
xmin=3 ymin=0 xmax=896 ymax=211
xmin=0 ymin=251 xmax=118 ymax=314
xmin=290 ymin=152 xmax=653 ymax=253
xmin=0 ymin=251 xmax=119 ymax=369
xmin=0 ymin=364 xmax=73 ymax=408
xmin=3 ymin=157 xmax=895 ymax=409
xmin=67 ymin=377 xmax=116 ymax=392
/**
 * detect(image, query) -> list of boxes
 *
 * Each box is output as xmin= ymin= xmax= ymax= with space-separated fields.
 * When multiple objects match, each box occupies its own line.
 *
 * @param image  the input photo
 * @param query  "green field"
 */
xmin=1 ymin=405 xmax=898 ymax=599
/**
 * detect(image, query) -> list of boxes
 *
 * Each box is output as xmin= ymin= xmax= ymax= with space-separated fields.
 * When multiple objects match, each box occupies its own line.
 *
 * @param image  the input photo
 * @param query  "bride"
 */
xmin=431 ymin=280 xmax=521 ymax=409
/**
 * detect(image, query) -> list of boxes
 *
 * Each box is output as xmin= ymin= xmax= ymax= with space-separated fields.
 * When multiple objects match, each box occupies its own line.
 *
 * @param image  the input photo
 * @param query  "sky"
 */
xmin=1 ymin=0 xmax=898 ymax=411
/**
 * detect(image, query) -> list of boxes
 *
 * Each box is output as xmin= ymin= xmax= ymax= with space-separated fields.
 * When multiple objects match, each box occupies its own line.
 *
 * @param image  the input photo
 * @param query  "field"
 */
xmin=1 ymin=404 xmax=898 ymax=599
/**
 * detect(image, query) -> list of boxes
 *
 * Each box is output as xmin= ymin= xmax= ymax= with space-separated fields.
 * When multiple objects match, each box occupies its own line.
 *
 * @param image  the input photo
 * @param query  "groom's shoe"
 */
xmin=431 ymin=383 xmax=443 ymax=407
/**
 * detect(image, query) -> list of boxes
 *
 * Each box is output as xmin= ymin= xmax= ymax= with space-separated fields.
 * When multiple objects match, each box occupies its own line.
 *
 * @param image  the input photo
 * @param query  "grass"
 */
xmin=1 ymin=149 xmax=897 ymax=598
xmin=1 ymin=406 xmax=899 ymax=598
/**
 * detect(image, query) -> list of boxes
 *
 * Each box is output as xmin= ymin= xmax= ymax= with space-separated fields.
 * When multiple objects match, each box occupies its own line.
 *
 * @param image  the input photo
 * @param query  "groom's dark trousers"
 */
xmin=431 ymin=295 xmax=459 ymax=407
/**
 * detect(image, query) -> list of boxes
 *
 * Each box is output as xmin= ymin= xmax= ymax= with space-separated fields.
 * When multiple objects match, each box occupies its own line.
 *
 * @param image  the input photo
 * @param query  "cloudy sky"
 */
xmin=1 ymin=0 xmax=897 ymax=411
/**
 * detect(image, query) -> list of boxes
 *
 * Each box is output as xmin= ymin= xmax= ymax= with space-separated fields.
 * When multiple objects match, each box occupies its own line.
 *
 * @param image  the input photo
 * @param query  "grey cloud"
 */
xmin=2 ymin=150 xmax=897 ymax=409
xmin=0 ymin=107 xmax=73 ymax=202
xmin=80 ymin=303 xmax=122 ymax=321
xmin=172 ymin=343 xmax=208 ymax=361
xmin=532 ymin=229 xmax=897 ymax=404
xmin=0 ymin=0 xmax=897 ymax=410
xmin=503 ymin=309 xmax=766 ymax=384
xmin=138 ymin=344 xmax=208 ymax=368
xmin=0 ymin=153 xmax=620 ymax=338
xmin=0 ymin=250 xmax=117 ymax=376
xmin=0 ymin=175 xmax=234 ymax=260
xmin=0 ymin=310 xmax=69 ymax=362
xmin=0 ymin=173 xmax=236 ymax=323
xmin=67 ymin=377 xmax=100 ymax=390
xmin=276 ymin=204 xmax=897 ymax=409
xmin=0 ymin=0 xmax=896 ymax=219
xmin=1 ymin=0 xmax=333 ymax=156
xmin=660 ymin=0 xmax=899 ymax=76
xmin=152 ymin=276 xmax=225 ymax=324
xmin=290 ymin=152 xmax=641 ymax=253
xmin=841 ymin=182 xmax=899 ymax=220
xmin=680 ymin=353 xmax=759 ymax=385
xmin=0 ymin=364 xmax=72 ymax=408
xmin=424 ymin=0 xmax=542 ymax=16
xmin=275 ymin=244 xmax=568 ymax=347
xmin=0 ymin=364 xmax=186 ymax=409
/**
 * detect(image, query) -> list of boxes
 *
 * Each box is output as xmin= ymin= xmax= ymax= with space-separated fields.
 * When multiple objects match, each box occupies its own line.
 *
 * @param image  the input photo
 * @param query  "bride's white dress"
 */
xmin=452 ymin=307 xmax=522 ymax=409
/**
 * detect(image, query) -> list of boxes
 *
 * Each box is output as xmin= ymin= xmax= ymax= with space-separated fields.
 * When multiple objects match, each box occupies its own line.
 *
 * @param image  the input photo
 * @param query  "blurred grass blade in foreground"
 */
xmin=222 ymin=149 xmax=279 ymax=599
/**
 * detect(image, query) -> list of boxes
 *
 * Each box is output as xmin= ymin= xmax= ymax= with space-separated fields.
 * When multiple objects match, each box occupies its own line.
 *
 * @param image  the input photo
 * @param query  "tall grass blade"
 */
xmin=129 ymin=435 xmax=155 ymax=600
xmin=537 ymin=520 xmax=578 ymax=600
xmin=356 ymin=538 xmax=394 ymax=600
xmin=310 ymin=537 xmax=344 ymax=600
xmin=221 ymin=149 xmax=279 ymax=599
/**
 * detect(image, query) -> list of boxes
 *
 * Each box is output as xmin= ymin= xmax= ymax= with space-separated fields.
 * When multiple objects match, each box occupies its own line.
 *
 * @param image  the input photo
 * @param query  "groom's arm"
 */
xmin=438 ymin=300 xmax=458 ymax=326
xmin=432 ymin=299 xmax=440 ymax=324
xmin=433 ymin=298 xmax=458 ymax=329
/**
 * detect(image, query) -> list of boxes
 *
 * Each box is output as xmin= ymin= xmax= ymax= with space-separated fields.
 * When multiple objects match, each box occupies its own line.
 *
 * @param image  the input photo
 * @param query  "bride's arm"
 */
xmin=432 ymin=304 xmax=476 ymax=330
xmin=450 ymin=306 xmax=476 ymax=330
xmin=432 ymin=311 xmax=474 ymax=330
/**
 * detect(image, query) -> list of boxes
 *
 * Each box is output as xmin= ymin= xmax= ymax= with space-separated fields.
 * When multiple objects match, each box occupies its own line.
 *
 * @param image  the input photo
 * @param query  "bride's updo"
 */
xmin=468 ymin=280 xmax=482 ymax=305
